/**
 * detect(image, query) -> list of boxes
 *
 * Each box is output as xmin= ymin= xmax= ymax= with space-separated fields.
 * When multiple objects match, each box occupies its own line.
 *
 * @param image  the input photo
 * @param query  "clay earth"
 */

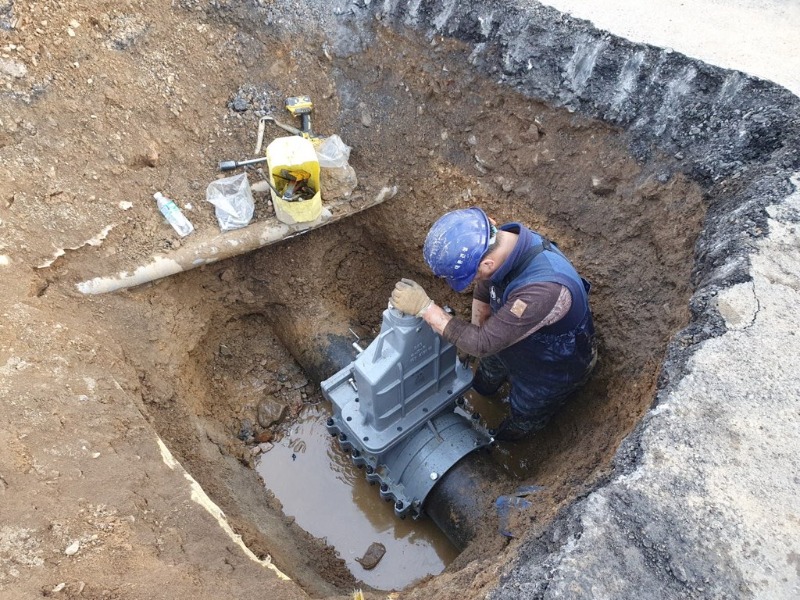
xmin=2 ymin=1 xmax=798 ymax=599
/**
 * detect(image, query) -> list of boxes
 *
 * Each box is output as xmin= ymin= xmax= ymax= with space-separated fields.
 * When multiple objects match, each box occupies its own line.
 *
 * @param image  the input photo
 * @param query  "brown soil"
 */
xmin=0 ymin=2 xmax=704 ymax=599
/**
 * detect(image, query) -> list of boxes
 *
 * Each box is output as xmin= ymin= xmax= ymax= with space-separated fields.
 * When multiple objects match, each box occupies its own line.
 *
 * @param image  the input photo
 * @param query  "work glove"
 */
xmin=458 ymin=350 xmax=475 ymax=369
xmin=390 ymin=278 xmax=433 ymax=317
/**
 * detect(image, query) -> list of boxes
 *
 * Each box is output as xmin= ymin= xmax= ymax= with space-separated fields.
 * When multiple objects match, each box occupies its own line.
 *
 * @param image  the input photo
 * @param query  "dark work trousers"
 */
xmin=472 ymin=318 xmax=597 ymax=433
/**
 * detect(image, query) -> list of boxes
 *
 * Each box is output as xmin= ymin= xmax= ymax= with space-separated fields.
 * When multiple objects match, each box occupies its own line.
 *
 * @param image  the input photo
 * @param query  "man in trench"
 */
xmin=390 ymin=207 xmax=597 ymax=441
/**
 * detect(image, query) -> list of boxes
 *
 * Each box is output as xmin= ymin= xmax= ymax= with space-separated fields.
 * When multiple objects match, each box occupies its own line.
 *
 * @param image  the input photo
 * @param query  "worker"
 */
xmin=390 ymin=207 xmax=597 ymax=441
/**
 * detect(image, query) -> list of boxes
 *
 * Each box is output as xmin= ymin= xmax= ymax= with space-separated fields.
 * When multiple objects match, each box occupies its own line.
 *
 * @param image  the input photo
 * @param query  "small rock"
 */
xmin=218 ymin=344 xmax=232 ymax=357
xmin=0 ymin=58 xmax=27 ymax=79
xmin=238 ymin=419 xmax=254 ymax=442
xmin=254 ymin=430 xmax=273 ymax=444
xmin=231 ymin=95 xmax=249 ymax=112
xmin=359 ymin=103 xmax=372 ymax=127
xmin=355 ymin=542 xmax=386 ymax=570
xmin=591 ymin=176 xmax=616 ymax=196
xmin=144 ymin=147 xmax=159 ymax=168
xmin=64 ymin=540 xmax=80 ymax=556
xmin=258 ymin=442 xmax=274 ymax=453
xmin=52 ymin=582 xmax=66 ymax=593
xmin=320 ymin=165 xmax=358 ymax=200
xmin=514 ymin=181 xmax=533 ymax=196
xmin=257 ymin=397 xmax=286 ymax=428
xmin=474 ymin=152 xmax=494 ymax=171
xmin=520 ymin=123 xmax=540 ymax=142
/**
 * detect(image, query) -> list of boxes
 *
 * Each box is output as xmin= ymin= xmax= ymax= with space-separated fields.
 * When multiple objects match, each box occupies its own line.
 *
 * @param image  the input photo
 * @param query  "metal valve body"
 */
xmin=321 ymin=307 xmax=491 ymax=518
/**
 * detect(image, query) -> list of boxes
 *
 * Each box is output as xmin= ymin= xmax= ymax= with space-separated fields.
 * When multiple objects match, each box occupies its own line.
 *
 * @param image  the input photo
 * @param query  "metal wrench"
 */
xmin=255 ymin=115 xmax=305 ymax=154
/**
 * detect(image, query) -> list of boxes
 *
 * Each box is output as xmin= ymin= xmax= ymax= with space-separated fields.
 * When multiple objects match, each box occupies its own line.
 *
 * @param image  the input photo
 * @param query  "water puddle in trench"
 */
xmin=256 ymin=403 xmax=459 ymax=590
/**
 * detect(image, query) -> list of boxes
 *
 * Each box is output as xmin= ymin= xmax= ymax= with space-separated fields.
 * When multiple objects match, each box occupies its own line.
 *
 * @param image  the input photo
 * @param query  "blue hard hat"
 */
xmin=423 ymin=207 xmax=493 ymax=292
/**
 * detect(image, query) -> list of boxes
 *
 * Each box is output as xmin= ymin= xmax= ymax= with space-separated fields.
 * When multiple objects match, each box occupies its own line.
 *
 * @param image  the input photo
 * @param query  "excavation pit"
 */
xmin=91 ymin=25 xmax=707 ymax=590
xmin=2 ymin=0 xmax=798 ymax=595
xmin=43 ymin=1 xmax=799 ymax=597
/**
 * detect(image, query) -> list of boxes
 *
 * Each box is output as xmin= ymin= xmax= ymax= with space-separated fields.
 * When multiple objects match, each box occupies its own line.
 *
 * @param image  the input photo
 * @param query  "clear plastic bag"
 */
xmin=316 ymin=134 xmax=351 ymax=168
xmin=205 ymin=173 xmax=254 ymax=231
xmin=315 ymin=135 xmax=357 ymax=199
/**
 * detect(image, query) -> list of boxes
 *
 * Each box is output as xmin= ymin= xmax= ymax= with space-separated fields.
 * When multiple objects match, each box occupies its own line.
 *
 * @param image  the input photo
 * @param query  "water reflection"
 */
xmin=257 ymin=404 xmax=458 ymax=590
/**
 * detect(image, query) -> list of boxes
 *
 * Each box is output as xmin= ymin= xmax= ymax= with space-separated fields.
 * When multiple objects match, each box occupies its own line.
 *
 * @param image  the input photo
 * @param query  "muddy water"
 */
xmin=460 ymin=389 xmax=541 ymax=479
xmin=256 ymin=403 xmax=459 ymax=591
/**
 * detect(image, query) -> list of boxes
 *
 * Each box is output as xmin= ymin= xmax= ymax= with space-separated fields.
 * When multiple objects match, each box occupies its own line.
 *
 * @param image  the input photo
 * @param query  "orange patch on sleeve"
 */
xmin=510 ymin=299 xmax=528 ymax=318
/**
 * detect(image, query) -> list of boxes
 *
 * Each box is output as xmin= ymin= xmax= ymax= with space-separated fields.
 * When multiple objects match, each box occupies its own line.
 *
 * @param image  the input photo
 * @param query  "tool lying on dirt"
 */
xmin=254 ymin=95 xmax=321 ymax=154
xmin=285 ymin=95 xmax=314 ymax=137
xmin=255 ymin=116 xmax=304 ymax=154
xmin=218 ymin=156 xmax=268 ymax=171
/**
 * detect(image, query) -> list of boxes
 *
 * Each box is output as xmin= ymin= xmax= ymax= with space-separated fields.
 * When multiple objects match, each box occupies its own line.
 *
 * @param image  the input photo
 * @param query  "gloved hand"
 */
xmin=390 ymin=278 xmax=433 ymax=317
xmin=458 ymin=350 xmax=475 ymax=369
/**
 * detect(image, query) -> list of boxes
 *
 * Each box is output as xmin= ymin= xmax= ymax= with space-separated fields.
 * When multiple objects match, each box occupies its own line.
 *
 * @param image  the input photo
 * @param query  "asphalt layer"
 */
xmin=333 ymin=1 xmax=800 ymax=598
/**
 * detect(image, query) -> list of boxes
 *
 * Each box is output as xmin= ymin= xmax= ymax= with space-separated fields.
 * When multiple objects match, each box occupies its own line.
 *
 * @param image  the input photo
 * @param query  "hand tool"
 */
xmin=218 ymin=156 xmax=268 ymax=171
xmin=275 ymin=169 xmax=315 ymax=202
xmin=285 ymin=95 xmax=314 ymax=136
xmin=253 ymin=96 xmax=323 ymax=154
xmin=254 ymin=115 xmax=305 ymax=154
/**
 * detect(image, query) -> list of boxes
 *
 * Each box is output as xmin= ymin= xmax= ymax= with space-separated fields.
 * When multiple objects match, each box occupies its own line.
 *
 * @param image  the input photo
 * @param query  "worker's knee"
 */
xmin=507 ymin=381 xmax=579 ymax=432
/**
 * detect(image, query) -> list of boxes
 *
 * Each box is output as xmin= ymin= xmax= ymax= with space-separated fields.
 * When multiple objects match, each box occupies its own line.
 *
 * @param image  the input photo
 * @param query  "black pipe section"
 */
xmin=424 ymin=449 xmax=501 ymax=550
xmin=264 ymin=303 xmax=362 ymax=384
xmin=265 ymin=301 xmax=503 ymax=549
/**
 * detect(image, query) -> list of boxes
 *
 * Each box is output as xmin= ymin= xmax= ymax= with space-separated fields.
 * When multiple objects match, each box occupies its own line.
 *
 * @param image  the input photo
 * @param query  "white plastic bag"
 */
xmin=205 ymin=173 xmax=254 ymax=231
xmin=315 ymin=134 xmax=351 ymax=168
xmin=315 ymin=135 xmax=357 ymax=199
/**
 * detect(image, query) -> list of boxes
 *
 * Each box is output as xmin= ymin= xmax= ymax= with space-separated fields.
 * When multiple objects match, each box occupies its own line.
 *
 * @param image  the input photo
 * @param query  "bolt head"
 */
xmin=430 ymin=472 xmax=438 ymax=480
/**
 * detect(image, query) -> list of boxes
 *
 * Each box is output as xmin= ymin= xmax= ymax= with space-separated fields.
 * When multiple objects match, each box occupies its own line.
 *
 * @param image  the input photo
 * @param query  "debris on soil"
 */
xmin=257 ymin=397 xmax=286 ymax=429
xmin=355 ymin=542 xmax=386 ymax=570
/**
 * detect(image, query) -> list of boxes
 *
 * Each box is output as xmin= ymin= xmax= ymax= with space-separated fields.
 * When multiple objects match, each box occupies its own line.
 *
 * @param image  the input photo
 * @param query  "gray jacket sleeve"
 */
xmin=442 ymin=281 xmax=564 ymax=357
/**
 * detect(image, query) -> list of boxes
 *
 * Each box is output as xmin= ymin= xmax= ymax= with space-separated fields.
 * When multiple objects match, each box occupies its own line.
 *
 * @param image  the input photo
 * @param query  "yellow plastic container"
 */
xmin=266 ymin=136 xmax=322 ymax=225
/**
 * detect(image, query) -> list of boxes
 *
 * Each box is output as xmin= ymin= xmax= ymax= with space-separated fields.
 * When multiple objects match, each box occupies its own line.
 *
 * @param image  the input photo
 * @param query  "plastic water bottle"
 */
xmin=154 ymin=192 xmax=194 ymax=237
